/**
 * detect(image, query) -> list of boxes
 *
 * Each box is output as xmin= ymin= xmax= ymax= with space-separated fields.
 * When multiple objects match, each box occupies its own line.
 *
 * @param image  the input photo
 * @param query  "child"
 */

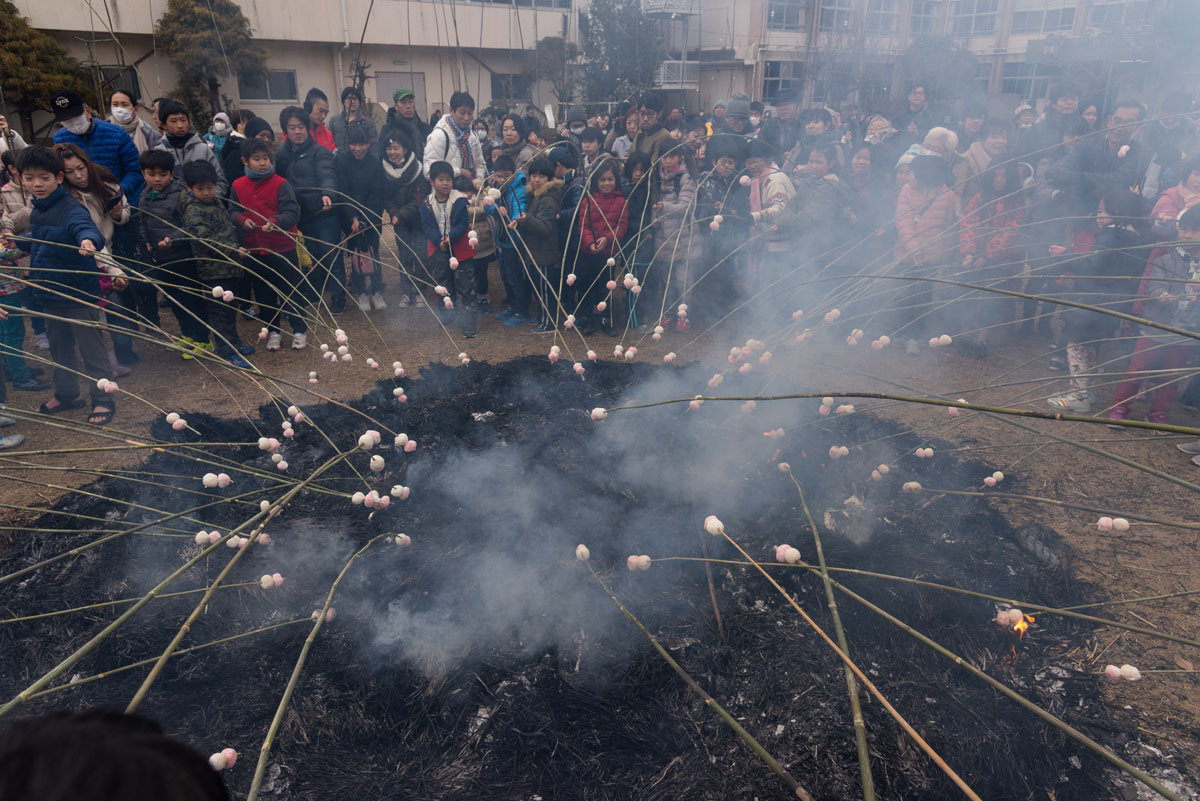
xmin=0 ymin=150 xmax=50 ymax=392
xmin=335 ymin=126 xmax=385 ymax=312
xmin=579 ymin=127 xmax=606 ymax=176
xmin=958 ymin=161 xmax=1024 ymax=357
xmin=620 ymin=152 xmax=655 ymax=329
xmin=651 ymin=146 xmax=698 ymax=331
xmin=695 ymin=137 xmax=749 ymax=319
xmin=380 ymin=128 xmax=428 ymax=309
xmin=138 ymin=148 xmax=211 ymax=357
xmin=231 ymin=137 xmax=308 ymax=351
xmin=180 ymin=161 xmax=252 ymax=368
xmin=1105 ymin=204 xmax=1200 ymax=428
xmin=462 ymin=179 xmax=497 ymax=338
xmin=576 ymin=159 xmax=627 ymax=335
xmin=2 ymin=147 xmax=118 ymax=426
xmin=492 ymin=154 xmax=530 ymax=325
xmin=0 ymin=307 xmax=24 ymax=450
xmin=157 ymin=100 xmax=227 ymax=195
xmin=419 ymin=161 xmax=475 ymax=337
xmin=519 ymin=157 xmax=565 ymax=332
xmin=894 ymin=155 xmax=957 ymax=350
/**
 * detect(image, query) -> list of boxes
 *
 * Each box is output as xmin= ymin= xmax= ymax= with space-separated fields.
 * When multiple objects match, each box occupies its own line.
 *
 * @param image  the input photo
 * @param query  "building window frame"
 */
xmin=236 ymin=69 xmax=299 ymax=103
xmin=818 ymin=0 xmax=853 ymax=33
xmin=909 ymin=0 xmax=940 ymax=35
xmin=865 ymin=0 xmax=897 ymax=35
xmin=762 ymin=60 xmax=803 ymax=103
xmin=766 ymin=0 xmax=805 ymax=32
xmin=1011 ymin=6 xmax=1074 ymax=34
xmin=951 ymin=0 xmax=998 ymax=37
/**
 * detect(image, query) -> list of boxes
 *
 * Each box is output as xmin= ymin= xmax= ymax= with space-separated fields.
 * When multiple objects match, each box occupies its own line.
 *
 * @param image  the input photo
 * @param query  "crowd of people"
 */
xmin=0 ymin=79 xmax=1199 ymax=463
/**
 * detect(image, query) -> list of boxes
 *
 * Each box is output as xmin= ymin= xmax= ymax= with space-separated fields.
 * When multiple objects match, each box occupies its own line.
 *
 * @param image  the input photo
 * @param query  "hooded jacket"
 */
xmin=180 ymin=192 xmax=242 ymax=283
xmin=275 ymin=136 xmax=337 ymax=223
xmin=157 ymin=131 xmax=228 ymax=195
xmin=419 ymin=189 xmax=470 ymax=254
xmin=19 ymin=185 xmax=106 ymax=303
xmin=519 ymin=179 xmax=564 ymax=268
xmin=423 ymin=114 xmax=487 ymax=182
xmin=53 ymin=119 xmax=143 ymax=202
xmin=138 ymin=178 xmax=191 ymax=265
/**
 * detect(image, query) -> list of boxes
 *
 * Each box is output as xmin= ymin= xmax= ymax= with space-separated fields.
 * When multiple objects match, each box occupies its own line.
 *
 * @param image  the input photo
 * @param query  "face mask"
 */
xmin=111 ymin=106 xmax=135 ymax=125
xmin=749 ymin=116 xmax=761 ymax=127
xmin=475 ymin=131 xmax=488 ymax=143
xmin=63 ymin=114 xmax=91 ymax=135
xmin=570 ymin=125 xmax=585 ymax=136
xmin=213 ymin=122 xmax=229 ymax=135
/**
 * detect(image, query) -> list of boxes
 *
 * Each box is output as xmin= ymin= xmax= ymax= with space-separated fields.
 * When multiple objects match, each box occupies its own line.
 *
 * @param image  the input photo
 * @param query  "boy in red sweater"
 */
xmin=229 ymin=138 xmax=309 ymax=350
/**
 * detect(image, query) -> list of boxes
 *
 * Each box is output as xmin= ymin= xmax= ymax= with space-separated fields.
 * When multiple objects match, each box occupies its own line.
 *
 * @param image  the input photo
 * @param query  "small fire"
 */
xmin=1013 ymin=614 xmax=1034 ymax=638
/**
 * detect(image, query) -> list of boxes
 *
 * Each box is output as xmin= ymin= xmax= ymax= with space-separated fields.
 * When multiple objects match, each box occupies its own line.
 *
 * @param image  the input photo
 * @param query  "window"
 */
xmin=469 ymin=0 xmax=571 ymax=8
xmin=910 ymin=0 xmax=939 ymax=35
xmin=865 ymin=0 xmax=897 ymax=34
xmin=766 ymin=0 xmax=805 ymax=32
xmin=974 ymin=61 xmax=992 ymax=94
xmin=1000 ymin=61 xmax=1063 ymax=98
xmin=1011 ymin=7 xmax=1074 ymax=34
xmin=491 ymin=73 xmax=531 ymax=100
xmin=1090 ymin=1 xmax=1149 ymax=28
xmin=818 ymin=0 xmax=853 ymax=32
xmin=762 ymin=61 xmax=803 ymax=102
xmin=812 ymin=69 xmax=852 ymax=104
xmin=952 ymin=0 xmax=997 ymax=37
xmin=237 ymin=70 xmax=298 ymax=102
xmin=100 ymin=65 xmax=140 ymax=101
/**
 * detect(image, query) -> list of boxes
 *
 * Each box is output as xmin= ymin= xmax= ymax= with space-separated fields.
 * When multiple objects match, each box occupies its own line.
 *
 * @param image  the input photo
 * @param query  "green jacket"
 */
xmin=180 ymin=192 xmax=243 ymax=283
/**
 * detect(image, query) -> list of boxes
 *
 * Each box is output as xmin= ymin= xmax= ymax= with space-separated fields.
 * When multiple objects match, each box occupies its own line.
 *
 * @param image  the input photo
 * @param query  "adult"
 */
xmin=385 ymin=87 xmax=431 ymax=154
xmin=304 ymin=88 xmax=336 ymax=152
xmin=202 ymin=112 xmax=232 ymax=156
xmin=758 ymin=88 xmax=803 ymax=162
xmin=632 ymin=93 xmax=673 ymax=165
xmin=956 ymin=119 xmax=1011 ymax=197
xmin=607 ymin=103 xmax=639 ymax=160
xmin=1136 ymin=91 xmax=1200 ymax=202
xmin=328 ymin=86 xmax=377 ymax=154
xmin=1046 ymin=99 xmax=1148 ymax=222
xmin=1018 ymin=81 xmax=1081 ymax=162
xmin=719 ymin=98 xmax=752 ymax=137
xmin=496 ymin=114 xmax=536 ymax=171
xmin=50 ymin=89 xmax=142 ymax=202
xmin=106 ymin=88 xmax=163 ymax=156
xmin=0 ymin=115 xmax=27 ymax=155
xmin=274 ymin=105 xmax=343 ymax=313
xmin=893 ymin=85 xmax=933 ymax=138
xmin=958 ymin=103 xmax=986 ymax=152
xmin=1150 ymin=156 xmax=1200 ymax=241
xmin=422 ymin=91 xmax=486 ymax=182
xmin=561 ymin=106 xmax=588 ymax=146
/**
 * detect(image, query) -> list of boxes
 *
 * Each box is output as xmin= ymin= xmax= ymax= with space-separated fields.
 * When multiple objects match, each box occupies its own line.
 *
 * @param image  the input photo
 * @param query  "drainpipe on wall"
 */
xmin=335 ymin=0 xmax=350 ymax=91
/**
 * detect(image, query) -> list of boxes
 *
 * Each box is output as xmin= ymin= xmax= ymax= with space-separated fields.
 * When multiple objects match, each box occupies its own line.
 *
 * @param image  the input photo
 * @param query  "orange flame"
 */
xmin=1013 ymin=614 xmax=1035 ymax=638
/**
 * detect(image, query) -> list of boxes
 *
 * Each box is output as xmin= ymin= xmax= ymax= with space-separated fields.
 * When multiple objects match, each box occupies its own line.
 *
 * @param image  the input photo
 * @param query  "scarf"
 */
xmin=246 ymin=164 xmax=276 ymax=180
xmin=110 ymin=114 xmax=149 ymax=153
xmin=165 ymin=132 xmax=192 ymax=150
xmin=445 ymin=115 xmax=475 ymax=173
xmin=382 ymin=153 xmax=418 ymax=182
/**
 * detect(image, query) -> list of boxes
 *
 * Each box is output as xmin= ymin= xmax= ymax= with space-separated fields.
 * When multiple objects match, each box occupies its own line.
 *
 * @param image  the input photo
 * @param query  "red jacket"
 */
xmin=311 ymin=124 xmax=336 ymax=153
xmin=231 ymin=172 xmax=300 ymax=254
xmin=578 ymin=190 xmax=628 ymax=255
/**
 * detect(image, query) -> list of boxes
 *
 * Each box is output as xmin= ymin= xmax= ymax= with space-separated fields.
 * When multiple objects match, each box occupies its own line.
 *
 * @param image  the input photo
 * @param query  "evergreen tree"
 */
xmin=0 ymin=0 xmax=89 ymax=139
xmin=578 ymin=0 xmax=664 ymax=105
xmin=154 ymin=0 xmax=268 ymax=119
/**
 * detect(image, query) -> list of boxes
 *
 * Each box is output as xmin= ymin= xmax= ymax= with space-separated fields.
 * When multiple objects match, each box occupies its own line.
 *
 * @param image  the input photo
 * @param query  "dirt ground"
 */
xmin=2 ymin=266 xmax=1199 ymax=775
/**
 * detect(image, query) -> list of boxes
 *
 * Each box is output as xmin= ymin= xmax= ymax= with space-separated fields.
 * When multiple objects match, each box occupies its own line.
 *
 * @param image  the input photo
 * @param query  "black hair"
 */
xmin=182 ymin=160 xmax=218 ymax=187
xmin=963 ymin=103 xmax=987 ymax=120
xmin=638 ymin=93 xmax=665 ymax=113
xmin=428 ymin=161 xmax=455 ymax=181
xmin=1061 ymin=116 xmax=1090 ymax=138
xmin=910 ymin=154 xmax=949 ymax=188
xmin=1179 ymin=156 xmax=1200 ymax=184
xmin=549 ymin=145 xmax=577 ymax=170
xmin=278 ymin=106 xmax=311 ymax=131
xmin=1099 ymin=188 xmax=1142 ymax=226
xmin=623 ymin=151 xmax=651 ymax=180
xmin=453 ymin=175 xmax=476 ymax=194
xmin=110 ymin=87 xmax=140 ymax=106
xmin=1179 ymin=205 xmax=1200 ymax=231
xmin=449 ymin=91 xmax=476 ymax=112
xmin=304 ymin=87 xmax=328 ymax=108
xmin=139 ymin=149 xmax=176 ymax=172
xmin=579 ymin=126 xmax=605 ymax=145
xmin=978 ymin=161 xmax=1021 ymax=203
xmin=0 ymin=709 xmax=228 ymax=801
xmin=382 ymin=128 xmax=414 ymax=155
xmin=15 ymin=146 xmax=63 ymax=176
xmin=615 ymin=100 xmax=632 ymax=118
xmin=340 ymin=86 xmax=362 ymax=105
xmin=750 ymin=101 xmax=764 ymax=113
xmin=526 ymin=156 xmax=555 ymax=179
xmin=706 ymin=134 xmax=746 ymax=164
xmin=493 ymin=154 xmax=515 ymax=173
xmin=241 ymin=137 xmax=274 ymax=160
xmin=684 ymin=115 xmax=708 ymax=134
xmin=157 ymin=99 xmax=189 ymax=124
xmin=1 ymin=149 xmax=17 ymax=172
xmin=346 ymin=125 xmax=370 ymax=146
xmin=234 ymin=109 xmax=257 ymax=127
xmin=1049 ymin=81 xmax=1082 ymax=103
xmin=805 ymin=141 xmax=840 ymax=169
xmin=803 ymin=108 xmax=833 ymax=128
xmin=500 ymin=114 xmax=526 ymax=140
xmin=152 ymin=97 xmax=169 ymax=107
xmin=1111 ymin=99 xmax=1147 ymax=121
xmin=473 ymin=119 xmax=489 ymax=132
xmin=982 ymin=118 xmax=1015 ymax=138
xmin=746 ymin=138 xmax=775 ymax=161
xmin=585 ymin=158 xmax=621 ymax=194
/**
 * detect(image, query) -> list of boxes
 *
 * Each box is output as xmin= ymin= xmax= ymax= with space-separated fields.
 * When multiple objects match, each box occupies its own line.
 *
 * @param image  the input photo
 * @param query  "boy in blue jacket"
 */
xmin=2 ymin=147 xmax=121 ymax=426
xmin=419 ymin=161 xmax=475 ymax=337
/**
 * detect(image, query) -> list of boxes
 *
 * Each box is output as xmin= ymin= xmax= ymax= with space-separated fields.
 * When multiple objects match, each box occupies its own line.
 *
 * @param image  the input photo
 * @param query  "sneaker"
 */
xmin=600 ymin=320 xmax=616 ymax=337
xmin=1046 ymin=393 xmax=1091 ymax=413
xmin=291 ymin=332 xmax=308 ymax=350
xmin=0 ymin=434 xmax=25 ymax=451
xmin=266 ymin=332 xmax=283 ymax=351
xmin=112 ymin=364 xmax=132 ymax=378
xmin=659 ymin=315 xmax=675 ymax=329
xmin=397 ymin=295 xmax=411 ymax=308
xmin=495 ymin=307 xmax=515 ymax=320
xmin=1048 ymin=356 xmax=1066 ymax=372
xmin=224 ymin=353 xmax=253 ymax=369
xmin=1105 ymin=408 xmax=1130 ymax=430
xmin=1176 ymin=439 xmax=1200 ymax=455
xmin=530 ymin=321 xmax=555 ymax=333
xmin=357 ymin=293 xmax=371 ymax=312
xmin=330 ymin=297 xmax=347 ymax=315
xmin=193 ymin=340 xmax=214 ymax=355
xmin=178 ymin=335 xmax=196 ymax=360
xmin=478 ymin=298 xmax=493 ymax=314
xmin=0 ymin=413 xmax=15 ymax=427
xmin=34 ymin=333 xmax=49 ymax=350
xmin=675 ymin=317 xmax=690 ymax=333
xmin=371 ymin=293 xmax=387 ymax=310
xmin=237 ymin=344 xmax=256 ymax=356
xmin=12 ymin=376 xmax=51 ymax=391
xmin=1192 ymin=455 xmax=1200 ymax=467
xmin=414 ymin=295 xmax=427 ymax=308
xmin=503 ymin=313 xmax=530 ymax=327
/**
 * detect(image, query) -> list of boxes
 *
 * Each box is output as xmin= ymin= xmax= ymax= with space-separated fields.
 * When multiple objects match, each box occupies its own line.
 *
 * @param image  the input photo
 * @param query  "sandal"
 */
xmin=38 ymin=397 xmax=86 ymax=415
xmin=87 ymin=403 xmax=116 ymax=426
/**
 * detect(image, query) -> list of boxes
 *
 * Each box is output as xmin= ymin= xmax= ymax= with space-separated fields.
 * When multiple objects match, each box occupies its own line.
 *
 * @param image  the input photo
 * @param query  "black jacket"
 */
xmin=381 ymin=153 xmax=427 ymax=233
xmin=275 ymin=137 xmax=337 ymax=222
xmin=334 ymin=149 xmax=384 ymax=249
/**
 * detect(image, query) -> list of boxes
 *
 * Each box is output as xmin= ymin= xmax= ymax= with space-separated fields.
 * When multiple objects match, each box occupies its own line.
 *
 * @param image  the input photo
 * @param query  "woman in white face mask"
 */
xmin=107 ymin=89 xmax=164 ymax=154
xmin=203 ymin=112 xmax=232 ymax=156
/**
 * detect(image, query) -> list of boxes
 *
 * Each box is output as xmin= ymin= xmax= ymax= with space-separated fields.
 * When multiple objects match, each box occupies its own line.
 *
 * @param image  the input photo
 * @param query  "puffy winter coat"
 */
xmin=655 ymin=164 xmax=697 ymax=263
xmin=422 ymin=115 xmax=486 ymax=182
xmin=519 ymin=179 xmax=564 ymax=269
xmin=230 ymin=172 xmax=300 ymax=254
xmin=328 ymin=113 xmax=378 ymax=154
xmin=53 ymin=119 xmax=143 ymax=203
xmin=275 ymin=137 xmax=337 ymax=223
xmin=381 ymin=153 xmax=427 ymax=233
xmin=385 ymin=109 xmax=431 ymax=154
xmin=334 ymin=149 xmax=384 ymax=249
xmin=19 ymin=185 xmax=106 ymax=303
xmin=138 ymin=179 xmax=190 ymax=265
xmin=180 ymin=192 xmax=242 ymax=282
xmin=578 ymin=190 xmax=628 ymax=256
xmin=1139 ymin=247 xmax=1200 ymax=342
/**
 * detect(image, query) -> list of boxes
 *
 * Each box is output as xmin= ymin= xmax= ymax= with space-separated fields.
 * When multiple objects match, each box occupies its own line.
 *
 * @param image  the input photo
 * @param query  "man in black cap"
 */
xmin=50 ymin=89 xmax=143 ymax=201
xmin=758 ymin=88 xmax=803 ymax=161
xmin=384 ymin=87 xmax=430 ymax=154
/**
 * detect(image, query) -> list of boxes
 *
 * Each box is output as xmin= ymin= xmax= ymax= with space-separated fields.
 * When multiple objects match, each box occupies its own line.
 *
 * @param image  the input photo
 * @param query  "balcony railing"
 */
xmin=643 ymin=0 xmax=698 ymax=16
xmin=655 ymin=60 xmax=699 ymax=88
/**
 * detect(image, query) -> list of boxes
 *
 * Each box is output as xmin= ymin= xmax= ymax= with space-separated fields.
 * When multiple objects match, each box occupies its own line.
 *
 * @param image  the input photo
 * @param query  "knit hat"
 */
xmin=724 ymin=98 xmax=751 ymax=120
xmin=566 ymin=106 xmax=587 ymax=126
xmin=213 ymin=112 xmax=231 ymax=126
xmin=244 ymin=117 xmax=274 ymax=141
xmin=712 ymin=99 xmax=727 ymax=114
xmin=895 ymin=150 xmax=917 ymax=170
xmin=392 ymin=87 xmax=415 ymax=103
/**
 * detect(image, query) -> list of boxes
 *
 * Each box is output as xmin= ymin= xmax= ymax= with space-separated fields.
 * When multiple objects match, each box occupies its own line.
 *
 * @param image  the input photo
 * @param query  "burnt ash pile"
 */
xmin=0 ymin=356 xmax=1161 ymax=800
